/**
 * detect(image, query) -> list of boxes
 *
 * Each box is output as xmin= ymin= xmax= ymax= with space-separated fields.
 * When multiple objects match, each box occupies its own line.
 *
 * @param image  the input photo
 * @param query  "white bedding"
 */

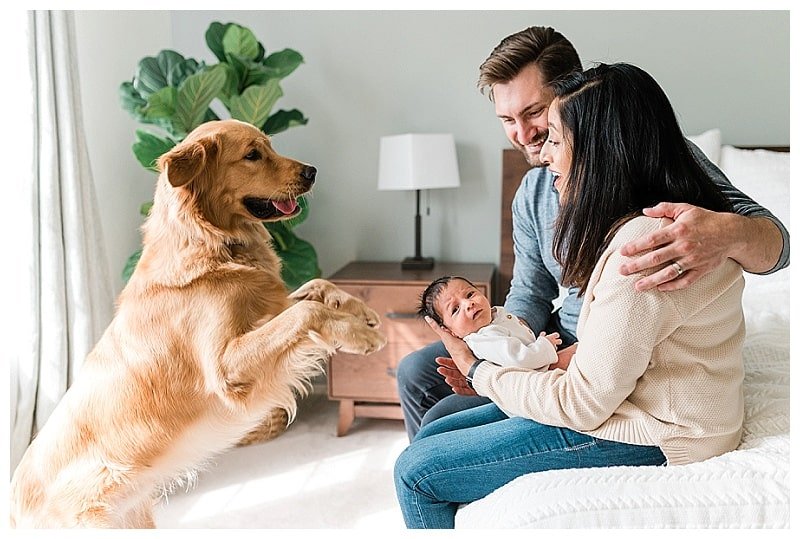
xmin=456 ymin=145 xmax=790 ymax=528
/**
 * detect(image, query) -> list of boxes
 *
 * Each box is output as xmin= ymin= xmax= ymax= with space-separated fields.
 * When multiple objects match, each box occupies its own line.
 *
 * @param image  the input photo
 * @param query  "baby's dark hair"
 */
xmin=417 ymin=275 xmax=477 ymax=326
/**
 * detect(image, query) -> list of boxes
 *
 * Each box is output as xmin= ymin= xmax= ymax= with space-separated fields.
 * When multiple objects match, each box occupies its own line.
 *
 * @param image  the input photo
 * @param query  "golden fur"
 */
xmin=10 ymin=120 xmax=386 ymax=528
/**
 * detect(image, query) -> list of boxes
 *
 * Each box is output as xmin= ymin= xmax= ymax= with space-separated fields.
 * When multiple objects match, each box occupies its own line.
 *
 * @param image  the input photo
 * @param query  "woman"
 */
xmin=393 ymin=63 xmax=746 ymax=529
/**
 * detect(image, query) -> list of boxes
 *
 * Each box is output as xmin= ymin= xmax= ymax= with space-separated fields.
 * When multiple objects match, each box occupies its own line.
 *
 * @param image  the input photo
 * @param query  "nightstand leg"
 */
xmin=337 ymin=399 xmax=355 ymax=436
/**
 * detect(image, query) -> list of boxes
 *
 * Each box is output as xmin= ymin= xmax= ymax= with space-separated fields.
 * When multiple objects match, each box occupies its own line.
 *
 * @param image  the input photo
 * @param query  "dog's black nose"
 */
xmin=301 ymin=165 xmax=317 ymax=184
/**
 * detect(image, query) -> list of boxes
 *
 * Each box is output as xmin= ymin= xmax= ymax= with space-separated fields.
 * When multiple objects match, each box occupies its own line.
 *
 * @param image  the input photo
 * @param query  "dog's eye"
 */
xmin=244 ymin=149 xmax=262 ymax=161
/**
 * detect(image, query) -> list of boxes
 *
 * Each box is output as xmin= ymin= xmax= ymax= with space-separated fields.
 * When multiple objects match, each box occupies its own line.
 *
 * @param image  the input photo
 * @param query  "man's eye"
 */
xmin=244 ymin=149 xmax=262 ymax=161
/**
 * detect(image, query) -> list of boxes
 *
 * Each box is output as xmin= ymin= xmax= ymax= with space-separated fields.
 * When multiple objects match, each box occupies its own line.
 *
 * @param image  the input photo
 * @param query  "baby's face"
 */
xmin=434 ymin=279 xmax=493 ymax=338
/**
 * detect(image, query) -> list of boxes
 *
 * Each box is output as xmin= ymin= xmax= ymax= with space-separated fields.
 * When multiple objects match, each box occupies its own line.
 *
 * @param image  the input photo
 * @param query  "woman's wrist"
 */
xmin=466 ymin=359 xmax=485 ymax=389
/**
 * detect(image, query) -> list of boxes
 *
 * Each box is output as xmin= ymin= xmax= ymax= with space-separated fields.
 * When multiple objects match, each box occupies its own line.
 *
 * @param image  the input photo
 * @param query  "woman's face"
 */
xmin=540 ymin=100 xmax=572 ymax=204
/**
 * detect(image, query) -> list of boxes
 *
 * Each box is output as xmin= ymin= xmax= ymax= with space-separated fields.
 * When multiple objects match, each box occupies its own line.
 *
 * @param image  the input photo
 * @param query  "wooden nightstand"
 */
xmin=327 ymin=261 xmax=495 ymax=436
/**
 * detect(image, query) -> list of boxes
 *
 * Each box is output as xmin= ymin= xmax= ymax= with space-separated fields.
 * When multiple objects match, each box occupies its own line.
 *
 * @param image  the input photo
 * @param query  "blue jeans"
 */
xmin=393 ymin=403 xmax=666 ymax=529
xmin=396 ymin=340 xmax=492 ymax=441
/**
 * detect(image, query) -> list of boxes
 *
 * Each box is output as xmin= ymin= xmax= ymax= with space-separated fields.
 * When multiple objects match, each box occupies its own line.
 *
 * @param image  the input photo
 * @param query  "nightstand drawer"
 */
xmin=337 ymin=283 xmax=487 ymax=344
xmin=329 ymin=344 xmax=414 ymax=401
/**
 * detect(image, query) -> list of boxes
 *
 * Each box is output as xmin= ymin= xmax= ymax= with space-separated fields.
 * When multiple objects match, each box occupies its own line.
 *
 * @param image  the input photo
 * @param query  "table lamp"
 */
xmin=378 ymin=133 xmax=461 ymax=270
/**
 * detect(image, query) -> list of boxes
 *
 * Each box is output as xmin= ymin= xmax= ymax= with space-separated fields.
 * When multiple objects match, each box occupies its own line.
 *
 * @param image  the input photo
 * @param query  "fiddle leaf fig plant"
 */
xmin=119 ymin=21 xmax=319 ymax=290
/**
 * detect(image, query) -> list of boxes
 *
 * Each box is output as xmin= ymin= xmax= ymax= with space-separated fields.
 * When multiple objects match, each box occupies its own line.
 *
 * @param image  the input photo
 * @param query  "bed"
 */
xmin=455 ymin=132 xmax=791 ymax=528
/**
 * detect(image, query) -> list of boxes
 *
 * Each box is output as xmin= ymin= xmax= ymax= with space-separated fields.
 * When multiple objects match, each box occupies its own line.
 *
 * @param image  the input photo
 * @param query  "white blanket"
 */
xmin=456 ymin=269 xmax=790 ymax=528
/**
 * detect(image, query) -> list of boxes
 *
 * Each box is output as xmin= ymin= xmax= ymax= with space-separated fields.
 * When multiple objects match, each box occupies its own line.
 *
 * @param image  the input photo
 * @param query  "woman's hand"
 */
xmin=434 ymin=357 xmax=477 ymax=396
xmin=425 ymin=317 xmax=480 ymax=394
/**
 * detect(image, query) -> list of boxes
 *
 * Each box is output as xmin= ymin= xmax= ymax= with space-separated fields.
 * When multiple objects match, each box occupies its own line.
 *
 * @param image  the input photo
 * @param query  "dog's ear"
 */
xmin=158 ymin=136 xmax=219 ymax=187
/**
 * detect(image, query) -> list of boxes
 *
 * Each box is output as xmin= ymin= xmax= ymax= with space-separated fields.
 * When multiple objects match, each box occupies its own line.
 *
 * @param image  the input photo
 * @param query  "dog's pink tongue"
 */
xmin=272 ymin=199 xmax=298 ymax=215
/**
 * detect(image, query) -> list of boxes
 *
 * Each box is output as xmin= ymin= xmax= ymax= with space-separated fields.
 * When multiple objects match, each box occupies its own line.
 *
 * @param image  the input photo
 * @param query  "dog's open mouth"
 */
xmin=243 ymin=197 xmax=301 ymax=221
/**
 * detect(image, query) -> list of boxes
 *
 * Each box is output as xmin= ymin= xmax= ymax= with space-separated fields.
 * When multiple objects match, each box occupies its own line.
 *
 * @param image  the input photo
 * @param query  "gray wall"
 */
xmin=75 ymin=10 xmax=789 ymax=293
xmin=75 ymin=11 xmax=173 ymax=294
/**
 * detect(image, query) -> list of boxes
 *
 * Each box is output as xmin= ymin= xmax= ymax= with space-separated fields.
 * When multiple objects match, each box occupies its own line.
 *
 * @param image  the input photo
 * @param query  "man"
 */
xmin=396 ymin=26 xmax=789 ymax=441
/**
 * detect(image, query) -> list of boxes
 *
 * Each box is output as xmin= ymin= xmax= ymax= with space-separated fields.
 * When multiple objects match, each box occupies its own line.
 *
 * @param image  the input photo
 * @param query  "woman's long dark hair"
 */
xmin=551 ymin=63 xmax=732 ymax=295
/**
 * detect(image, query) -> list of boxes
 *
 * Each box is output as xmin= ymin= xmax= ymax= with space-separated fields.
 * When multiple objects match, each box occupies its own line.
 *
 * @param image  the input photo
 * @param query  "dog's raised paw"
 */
xmin=339 ymin=327 xmax=387 ymax=356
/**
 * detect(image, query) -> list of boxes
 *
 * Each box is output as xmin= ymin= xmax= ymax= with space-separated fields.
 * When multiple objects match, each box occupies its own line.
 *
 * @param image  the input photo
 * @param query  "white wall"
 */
xmin=74 ymin=10 xmax=790 ymax=292
xmin=74 ymin=11 xmax=172 ymax=294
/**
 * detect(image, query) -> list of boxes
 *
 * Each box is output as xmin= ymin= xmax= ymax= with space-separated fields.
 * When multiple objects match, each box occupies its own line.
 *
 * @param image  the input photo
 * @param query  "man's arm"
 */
xmin=620 ymin=141 xmax=789 ymax=291
xmin=504 ymin=170 xmax=562 ymax=328
xmin=620 ymin=203 xmax=785 ymax=292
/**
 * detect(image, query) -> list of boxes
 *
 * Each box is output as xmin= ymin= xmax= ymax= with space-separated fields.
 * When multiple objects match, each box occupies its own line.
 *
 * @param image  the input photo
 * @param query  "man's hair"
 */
xmin=477 ymin=26 xmax=583 ymax=100
xmin=417 ymin=276 xmax=477 ymax=326
xmin=550 ymin=63 xmax=732 ymax=295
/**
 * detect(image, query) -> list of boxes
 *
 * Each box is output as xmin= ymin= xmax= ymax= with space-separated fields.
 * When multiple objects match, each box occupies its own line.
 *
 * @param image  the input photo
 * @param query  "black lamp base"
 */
xmin=401 ymin=256 xmax=434 ymax=271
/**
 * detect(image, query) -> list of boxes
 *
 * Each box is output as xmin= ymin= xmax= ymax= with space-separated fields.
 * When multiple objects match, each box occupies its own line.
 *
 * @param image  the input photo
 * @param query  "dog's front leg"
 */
xmin=213 ymin=301 xmax=385 ymax=410
xmin=289 ymin=278 xmax=380 ymax=328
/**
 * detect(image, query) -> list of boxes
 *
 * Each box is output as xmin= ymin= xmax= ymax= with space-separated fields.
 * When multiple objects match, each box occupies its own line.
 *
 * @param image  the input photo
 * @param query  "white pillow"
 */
xmin=687 ymin=128 xmax=722 ymax=166
xmin=719 ymin=145 xmax=789 ymax=229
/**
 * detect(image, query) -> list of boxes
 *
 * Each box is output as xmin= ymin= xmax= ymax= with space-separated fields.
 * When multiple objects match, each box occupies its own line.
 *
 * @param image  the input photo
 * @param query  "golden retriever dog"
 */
xmin=10 ymin=119 xmax=386 ymax=528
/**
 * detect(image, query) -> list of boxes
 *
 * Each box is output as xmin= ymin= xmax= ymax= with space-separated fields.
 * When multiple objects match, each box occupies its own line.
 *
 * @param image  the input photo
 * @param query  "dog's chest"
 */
xmin=229 ymin=241 xmax=281 ymax=272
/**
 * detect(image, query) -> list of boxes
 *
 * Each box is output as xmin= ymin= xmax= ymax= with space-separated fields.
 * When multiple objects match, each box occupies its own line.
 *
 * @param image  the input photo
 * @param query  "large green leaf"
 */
xmin=205 ymin=21 xmax=229 ymax=63
xmin=225 ymin=53 xmax=251 ymax=95
xmin=229 ymin=80 xmax=282 ymax=128
xmin=271 ymin=232 xmax=321 ymax=291
xmin=222 ymin=24 xmax=261 ymax=61
xmin=262 ymin=49 xmax=304 ymax=79
xmin=265 ymin=220 xmax=291 ymax=251
xmin=132 ymin=130 xmax=176 ymax=171
xmin=216 ymin=63 xmax=239 ymax=109
xmin=173 ymin=65 xmax=227 ymax=135
xmin=141 ymin=86 xmax=177 ymax=121
xmin=263 ymin=109 xmax=308 ymax=135
xmin=242 ymin=63 xmax=272 ymax=88
xmin=167 ymin=57 xmax=204 ymax=88
xmin=133 ymin=50 xmax=186 ymax=97
xmin=119 ymin=81 xmax=147 ymax=118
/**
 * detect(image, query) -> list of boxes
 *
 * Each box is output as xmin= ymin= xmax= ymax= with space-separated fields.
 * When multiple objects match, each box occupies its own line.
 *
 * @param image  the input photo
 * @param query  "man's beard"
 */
xmin=513 ymin=132 xmax=548 ymax=167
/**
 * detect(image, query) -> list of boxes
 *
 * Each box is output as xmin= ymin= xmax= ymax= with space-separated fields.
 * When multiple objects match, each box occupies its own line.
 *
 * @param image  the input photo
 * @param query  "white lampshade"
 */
xmin=378 ymin=133 xmax=461 ymax=191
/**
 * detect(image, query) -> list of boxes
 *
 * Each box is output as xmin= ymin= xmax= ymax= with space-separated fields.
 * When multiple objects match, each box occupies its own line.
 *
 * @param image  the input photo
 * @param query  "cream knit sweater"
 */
xmin=473 ymin=216 xmax=746 ymax=465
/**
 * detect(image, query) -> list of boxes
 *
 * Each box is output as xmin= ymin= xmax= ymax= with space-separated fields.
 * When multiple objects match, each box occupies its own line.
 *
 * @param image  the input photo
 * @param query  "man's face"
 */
xmin=492 ymin=63 xmax=554 ymax=167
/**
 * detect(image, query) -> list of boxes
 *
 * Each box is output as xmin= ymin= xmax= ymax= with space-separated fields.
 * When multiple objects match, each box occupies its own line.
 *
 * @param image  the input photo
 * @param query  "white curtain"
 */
xmin=7 ymin=10 xmax=114 ymax=475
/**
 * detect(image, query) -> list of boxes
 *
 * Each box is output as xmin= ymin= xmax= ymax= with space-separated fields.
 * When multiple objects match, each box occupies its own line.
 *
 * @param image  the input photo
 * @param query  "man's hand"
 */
xmin=551 ymin=343 xmax=577 ymax=370
xmin=619 ymin=202 xmax=744 ymax=292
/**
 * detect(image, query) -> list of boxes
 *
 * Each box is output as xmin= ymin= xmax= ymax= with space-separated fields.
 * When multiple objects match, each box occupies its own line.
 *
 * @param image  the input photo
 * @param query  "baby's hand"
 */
xmin=540 ymin=331 xmax=562 ymax=349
